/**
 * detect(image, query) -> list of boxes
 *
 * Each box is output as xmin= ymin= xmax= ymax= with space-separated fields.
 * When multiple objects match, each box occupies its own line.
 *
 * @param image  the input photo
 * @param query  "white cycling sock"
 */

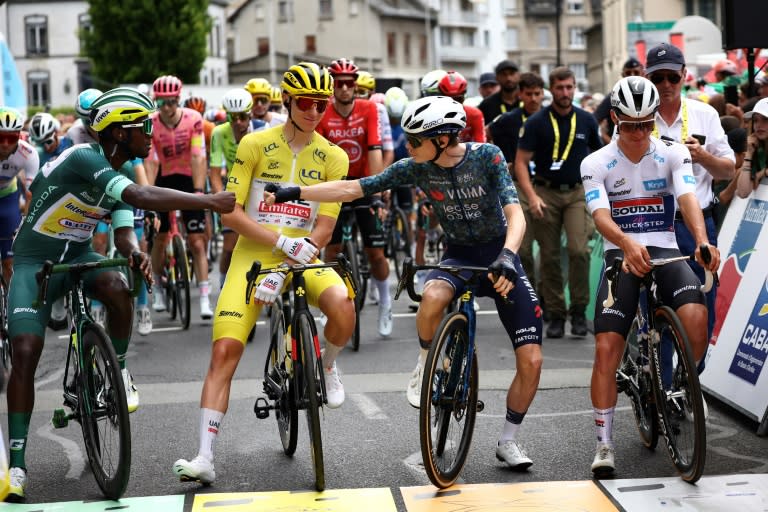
xmin=322 ymin=340 xmax=344 ymax=369
xmin=198 ymin=280 xmax=210 ymax=298
xmin=198 ymin=408 xmax=224 ymax=462
xmin=593 ymin=407 xmax=615 ymax=447
xmin=375 ymin=278 xmax=391 ymax=307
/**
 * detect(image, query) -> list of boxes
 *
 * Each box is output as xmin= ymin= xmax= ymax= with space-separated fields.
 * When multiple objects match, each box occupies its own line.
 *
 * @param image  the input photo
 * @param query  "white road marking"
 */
xmin=35 ymin=367 xmax=65 ymax=390
xmin=36 ymin=423 xmax=85 ymax=480
xmin=349 ymin=393 xmax=388 ymax=420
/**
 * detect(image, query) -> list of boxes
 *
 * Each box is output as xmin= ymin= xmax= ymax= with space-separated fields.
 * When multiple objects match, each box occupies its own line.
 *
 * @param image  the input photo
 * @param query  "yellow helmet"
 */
xmin=0 ymin=107 xmax=24 ymax=132
xmin=244 ymin=78 xmax=272 ymax=96
xmin=270 ymin=86 xmax=283 ymax=105
xmin=89 ymin=87 xmax=156 ymax=132
xmin=356 ymin=71 xmax=376 ymax=92
xmin=281 ymin=62 xmax=333 ymax=98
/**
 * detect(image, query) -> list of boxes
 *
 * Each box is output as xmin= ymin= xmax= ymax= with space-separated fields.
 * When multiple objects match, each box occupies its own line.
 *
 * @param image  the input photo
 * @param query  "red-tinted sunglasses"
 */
xmin=334 ymin=79 xmax=356 ymax=89
xmin=0 ymin=133 xmax=20 ymax=145
xmin=294 ymin=96 xmax=329 ymax=113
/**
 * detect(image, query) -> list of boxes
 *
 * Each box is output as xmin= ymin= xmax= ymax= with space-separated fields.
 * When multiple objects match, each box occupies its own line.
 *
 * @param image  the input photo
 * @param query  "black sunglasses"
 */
xmin=406 ymin=135 xmax=426 ymax=148
xmin=649 ymin=73 xmax=682 ymax=85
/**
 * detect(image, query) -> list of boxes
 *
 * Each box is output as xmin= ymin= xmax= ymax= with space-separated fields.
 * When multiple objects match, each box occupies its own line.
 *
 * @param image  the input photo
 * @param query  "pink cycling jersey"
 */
xmin=147 ymin=107 xmax=204 ymax=177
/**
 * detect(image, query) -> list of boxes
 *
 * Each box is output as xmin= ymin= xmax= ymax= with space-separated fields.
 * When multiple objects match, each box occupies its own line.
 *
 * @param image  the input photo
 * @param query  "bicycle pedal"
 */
xmin=52 ymin=408 xmax=69 ymax=428
xmin=253 ymin=397 xmax=271 ymax=419
xmin=476 ymin=400 xmax=485 ymax=412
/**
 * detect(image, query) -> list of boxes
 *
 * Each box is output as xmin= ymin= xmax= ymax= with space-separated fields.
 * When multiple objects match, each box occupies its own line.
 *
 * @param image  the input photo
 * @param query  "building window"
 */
xmin=349 ymin=0 xmax=360 ymax=16
xmin=685 ymin=0 xmax=717 ymax=24
xmin=28 ymin=70 xmax=49 ymax=106
xmin=440 ymin=27 xmax=453 ymax=46
xmin=78 ymin=13 xmax=91 ymax=54
xmin=319 ymin=0 xmax=333 ymax=19
xmin=25 ymin=15 xmax=48 ymax=56
xmin=504 ymin=0 xmax=518 ymax=15
xmin=278 ymin=0 xmax=293 ymax=22
xmin=404 ymin=33 xmax=411 ymax=65
xmin=459 ymin=0 xmax=472 ymax=11
xmin=387 ymin=32 xmax=396 ymax=65
xmin=570 ymin=62 xmax=586 ymax=80
xmin=505 ymin=27 xmax=519 ymax=49
xmin=419 ymin=34 xmax=427 ymax=65
xmin=257 ymin=37 xmax=269 ymax=56
xmin=209 ymin=20 xmax=222 ymax=57
xmin=568 ymin=27 xmax=585 ymax=49
xmin=460 ymin=29 xmax=474 ymax=47
xmin=566 ymin=0 xmax=584 ymax=14
xmin=484 ymin=30 xmax=490 ymax=47
xmin=536 ymin=26 xmax=549 ymax=48
xmin=255 ymin=2 xmax=265 ymax=19
xmin=305 ymin=35 xmax=316 ymax=54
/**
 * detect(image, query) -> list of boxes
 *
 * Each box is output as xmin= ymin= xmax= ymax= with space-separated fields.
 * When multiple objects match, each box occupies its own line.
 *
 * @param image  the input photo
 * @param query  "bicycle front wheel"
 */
xmin=78 ymin=323 xmax=131 ymax=499
xmin=650 ymin=306 xmax=706 ymax=483
xmin=420 ymin=312 xmax=478 ymax=489
xmin=0 ymin=276 xmax=11 ymax=377
xmin=172 ymin=235 xmax=191 ymax=329
xmin=620 ymin=316 xmax=658 ymax=449
xmin=268 ymin=300 xmax=297 ymax=456
xmin=297 ymin=314 xmax=324 ymax=491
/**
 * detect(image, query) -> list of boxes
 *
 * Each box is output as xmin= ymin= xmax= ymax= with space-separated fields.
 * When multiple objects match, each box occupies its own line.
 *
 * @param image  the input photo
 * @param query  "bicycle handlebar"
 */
xmin=34 ymin=253 xmax=150 ymax=307
xmin=244 ymin=253 xmax=357 ymax=305
xmin=602 ymin=244 xmax=718 ymax=309
xmin=394 ymin=257 xmax=493 ymax=304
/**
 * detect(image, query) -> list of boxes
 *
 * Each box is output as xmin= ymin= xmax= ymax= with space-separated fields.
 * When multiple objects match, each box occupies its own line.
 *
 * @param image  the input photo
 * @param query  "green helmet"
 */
xmin=89 ymin=87 xmax=156 ymax=132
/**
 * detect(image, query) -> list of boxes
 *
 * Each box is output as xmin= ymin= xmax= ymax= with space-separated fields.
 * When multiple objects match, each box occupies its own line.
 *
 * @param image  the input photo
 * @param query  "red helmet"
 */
xmin=438 ymin=71 xmax=468 ymax=98
xmin=328 ymin=58 xmax=359 ymax=77
xmin=184 ymin=96 xmax=207 ymax=114
xmin=153 ymin=75 xmax=183 ymax=98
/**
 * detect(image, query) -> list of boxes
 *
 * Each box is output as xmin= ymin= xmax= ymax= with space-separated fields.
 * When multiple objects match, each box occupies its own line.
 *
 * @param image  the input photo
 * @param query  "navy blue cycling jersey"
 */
xmin=359 ymin=143 xmax=519 ymax=245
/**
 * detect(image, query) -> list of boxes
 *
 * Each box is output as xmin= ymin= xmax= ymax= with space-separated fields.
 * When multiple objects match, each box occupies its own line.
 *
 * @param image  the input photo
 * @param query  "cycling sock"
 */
xmin=199 ymin=408 xmax=224 ymax=462
xmin=322 ymin=340 xmax=344 ymax=369
xmin=112 ymin=337 xmax=129 ymax=369
xmin=8 ymin=412 xmax=31 ymax=469
xmin=593 ymin=407 xmax=615 ymax=447
xmin=136 ymin=279 xmax=148 ymax=308
xmin=198 ymin=280 xmax=210 ymax=298
xmin=499 ymin=408 xmax=526 ymax=442
xmin=374 ymin=278 xmax=391 ymax=306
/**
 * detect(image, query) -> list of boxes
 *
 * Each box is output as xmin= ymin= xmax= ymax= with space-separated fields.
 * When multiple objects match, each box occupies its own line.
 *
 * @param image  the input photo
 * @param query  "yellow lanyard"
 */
xmin=500 ymin=103 xmax=507 ymax=114
xmin=549 ymin=110 xmax=576 ymax=163
xmin=652 ymin=98 xmax=688 ymax=142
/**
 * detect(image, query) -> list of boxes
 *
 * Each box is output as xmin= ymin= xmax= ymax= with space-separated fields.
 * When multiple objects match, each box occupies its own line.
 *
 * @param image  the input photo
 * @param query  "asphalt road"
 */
xmin=3 ymin=272 xmax=767 ymax=510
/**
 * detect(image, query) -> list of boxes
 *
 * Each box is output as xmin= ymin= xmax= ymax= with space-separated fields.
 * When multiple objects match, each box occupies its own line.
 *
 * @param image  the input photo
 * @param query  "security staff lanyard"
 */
xmin=652 ymin=98 xmax=688 ymax=142
xmin=549 ymin=110 xmax=576 ymax=171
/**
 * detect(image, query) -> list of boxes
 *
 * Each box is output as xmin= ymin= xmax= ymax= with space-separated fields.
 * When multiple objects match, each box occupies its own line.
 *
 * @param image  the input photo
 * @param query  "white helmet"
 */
xmin=611 ymin=76 xmax=659 ymax=118
xmin=29 ymin=112 xmax=59 ymax=143
xmin=420 ymin=69 xmax=447 ymax=97
xmin=384 ymin=87 xmax=409 ymax=118
xmin=401 ymin=96 xmax=466 ymax=137
xmin=222 ymin=88 xmax=253 ymax=113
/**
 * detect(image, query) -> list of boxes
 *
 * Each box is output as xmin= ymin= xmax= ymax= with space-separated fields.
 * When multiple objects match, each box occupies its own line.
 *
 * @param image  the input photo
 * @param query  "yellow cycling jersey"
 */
xmin=227 ymin=125 xmax=349 ymax=247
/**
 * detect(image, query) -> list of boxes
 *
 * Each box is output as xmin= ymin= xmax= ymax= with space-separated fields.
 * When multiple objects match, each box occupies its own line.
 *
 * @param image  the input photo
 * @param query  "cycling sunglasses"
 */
xmin=228 ymin=112 xmax=251 ymax=122
xmin=0 ymin=132 xmax=20 ymax=145
xmin=406 ymin=135 xmax=429 ymax=148
xmin=649 ymin=72 xmax=682 ymax=85
xmin=294 ymin=96 xmax=329 ymax=113
xmin=334 ymin=79 xmax=356 ymax=89
xmin=155 ymin=98 xmax=179 ymax=108
xmin=122 ymin=118 xmax=154 ymax=136
xmin=617 ymin=119 xmax=655 ymax=133
xmin=252 ymin=95 xmax=270 ymax=105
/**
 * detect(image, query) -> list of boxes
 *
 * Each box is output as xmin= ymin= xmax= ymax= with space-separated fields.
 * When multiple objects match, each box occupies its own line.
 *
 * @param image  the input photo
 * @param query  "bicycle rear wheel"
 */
xmin=620 ymin=315 xmax=658 ymax=449
xmin=297 ymin=314 xmax=324 ymax=490
xmin=420 ymin=312 xmax=478 ymax=489
xmin=389 ymin=208 xmax=412 ymax=280
xmin=268 ymin=299 xmax=298 ymax=456
xmin=79 ymin=323 xmax=131 ymax=499
xmin=0 ymin=276 xmax=11 ymax=377
xmin=172 ymin=235 xmax=191 ymax=329
xmin=650 ymin=306 xmax=706 ymax=483
xmin=345 ymin=239 xmax=362 ymax=352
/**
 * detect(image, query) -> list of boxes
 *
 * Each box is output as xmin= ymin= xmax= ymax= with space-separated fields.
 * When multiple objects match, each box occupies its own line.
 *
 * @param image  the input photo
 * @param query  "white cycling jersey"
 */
xmin=0 ymin=140 xmax=39 ymax=197
xmin=375 ymin=103 xmax=393 ymax=151
xmin=581 ymin=137 xmax=696 ymax=251
xmin=65 ymin=119 xmax=97 ymax=145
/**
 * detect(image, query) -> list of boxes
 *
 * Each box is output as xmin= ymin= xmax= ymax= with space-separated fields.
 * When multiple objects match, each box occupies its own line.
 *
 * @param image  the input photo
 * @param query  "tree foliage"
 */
xmin=83 ymin=0 xmax=211 ymax=86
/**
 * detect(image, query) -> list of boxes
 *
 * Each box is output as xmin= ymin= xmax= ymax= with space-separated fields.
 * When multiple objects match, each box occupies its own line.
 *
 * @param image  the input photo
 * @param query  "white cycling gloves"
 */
xmin=276 ymin=235 xmax=318 ymax=264
xmin=255 ymin=272 xmax=286 ymax=304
